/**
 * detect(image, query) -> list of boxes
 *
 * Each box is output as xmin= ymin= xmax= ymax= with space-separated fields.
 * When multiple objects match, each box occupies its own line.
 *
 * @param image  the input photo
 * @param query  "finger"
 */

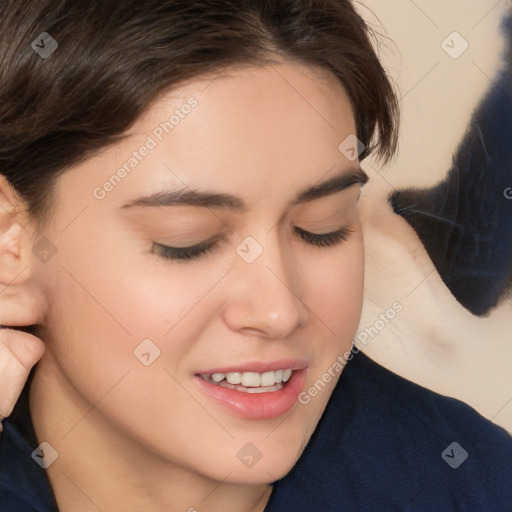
xmin=0 ymin=329 xmax=45 ymax=425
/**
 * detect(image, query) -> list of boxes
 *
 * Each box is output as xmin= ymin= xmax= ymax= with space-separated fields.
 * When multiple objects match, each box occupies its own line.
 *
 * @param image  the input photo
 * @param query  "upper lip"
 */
xmin=195 ymin=359 xmax=309 ymax=375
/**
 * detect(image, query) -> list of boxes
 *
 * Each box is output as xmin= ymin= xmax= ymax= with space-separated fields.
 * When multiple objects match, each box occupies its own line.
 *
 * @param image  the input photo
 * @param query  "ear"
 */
xmin=0 ymin=176 xmax=29 ymax=283
xmin=0 ymin=175 xmax=47 ymax=326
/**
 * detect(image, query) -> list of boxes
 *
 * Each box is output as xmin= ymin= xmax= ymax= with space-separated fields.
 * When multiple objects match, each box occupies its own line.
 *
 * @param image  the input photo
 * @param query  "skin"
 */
xmin=0 ymin=184 xmax=47 ymax=431
xmin=2 ymin=61 xmax=365 ymax=511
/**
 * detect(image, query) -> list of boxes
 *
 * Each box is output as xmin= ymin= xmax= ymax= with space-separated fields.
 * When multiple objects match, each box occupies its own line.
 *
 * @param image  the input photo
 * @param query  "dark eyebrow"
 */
xmin=120 ymin=167 xmax=368 ymax=211
xmin=291 ymin=168 xmax=368 ymax=205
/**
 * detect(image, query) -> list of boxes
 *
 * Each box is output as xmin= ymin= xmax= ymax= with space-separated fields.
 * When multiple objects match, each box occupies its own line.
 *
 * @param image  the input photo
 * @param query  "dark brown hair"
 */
xmin=0 ymin=0 xmax=399 ymax=230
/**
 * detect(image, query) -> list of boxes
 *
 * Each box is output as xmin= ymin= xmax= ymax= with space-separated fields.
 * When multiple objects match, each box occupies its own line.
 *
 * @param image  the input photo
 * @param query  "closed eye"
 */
xmin=293 ymin=225 xmax=352 ymax=247
xmin=151 ymin=225 xmax=352 ymax=262
xmin=151 ymin=240 xmax=218 ymax=261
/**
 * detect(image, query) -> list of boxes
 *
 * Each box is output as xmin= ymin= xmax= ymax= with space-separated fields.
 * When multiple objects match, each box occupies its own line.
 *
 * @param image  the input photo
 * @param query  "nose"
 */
xmin=222 ymin=236 xmax=310 ymax=339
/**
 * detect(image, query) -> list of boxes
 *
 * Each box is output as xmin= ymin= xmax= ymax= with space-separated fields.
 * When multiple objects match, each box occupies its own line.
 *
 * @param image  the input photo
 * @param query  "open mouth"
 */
xmin=198 ymin=369 xmax=293 ymax=394
xmin=194 ymin=365 xmax=307 ymax=419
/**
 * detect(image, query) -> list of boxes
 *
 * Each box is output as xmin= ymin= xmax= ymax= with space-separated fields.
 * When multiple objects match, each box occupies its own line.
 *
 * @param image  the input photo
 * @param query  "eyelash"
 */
xmin=152 ymin=226 xmax=352 ymax=262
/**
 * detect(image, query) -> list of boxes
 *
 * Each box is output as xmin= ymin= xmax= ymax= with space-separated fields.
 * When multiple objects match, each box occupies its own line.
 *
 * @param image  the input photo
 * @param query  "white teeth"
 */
xmin=241 ymin=372 xmax=261 ymax=387
xmin=260 ymin=371 xmax=275 ymax=387
xmin=225 ymin=372 xmax=242 ymax=385
xmin=205 ymin=368 xmax=295 ymax=388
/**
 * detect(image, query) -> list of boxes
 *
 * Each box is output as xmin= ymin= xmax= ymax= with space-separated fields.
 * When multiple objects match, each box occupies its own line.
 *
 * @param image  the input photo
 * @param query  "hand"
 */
xmin=0 ymin=287 xmax=45 ymax=433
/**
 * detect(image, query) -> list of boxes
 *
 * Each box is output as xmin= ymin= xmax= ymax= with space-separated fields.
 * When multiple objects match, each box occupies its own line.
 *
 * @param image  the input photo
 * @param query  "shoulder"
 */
xmin=0 ymin=380 xmax=59 ymax=512
xmin=267 ymin=349 xmax=512 ymax=511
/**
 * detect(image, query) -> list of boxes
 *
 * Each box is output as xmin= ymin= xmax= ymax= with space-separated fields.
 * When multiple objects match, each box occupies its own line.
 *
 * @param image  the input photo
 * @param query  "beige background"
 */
xmin=354 ymin=0 xmax=512 ymax=433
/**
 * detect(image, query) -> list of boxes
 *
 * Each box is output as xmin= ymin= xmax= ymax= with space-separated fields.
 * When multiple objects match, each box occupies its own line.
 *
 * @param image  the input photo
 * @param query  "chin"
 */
xmin=186 ymin=436 xmax=306 ymax=486
xmin=223 ymin=458 xmax=299 ymax=486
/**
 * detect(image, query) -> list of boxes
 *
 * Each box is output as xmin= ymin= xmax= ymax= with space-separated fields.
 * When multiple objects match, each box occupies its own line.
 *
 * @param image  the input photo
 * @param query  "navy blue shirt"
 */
xmin=1 ymin=350 xmax=511 ymax=511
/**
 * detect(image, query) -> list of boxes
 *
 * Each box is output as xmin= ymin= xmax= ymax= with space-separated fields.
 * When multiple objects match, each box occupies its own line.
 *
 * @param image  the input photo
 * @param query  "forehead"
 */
xmin=54 ymin=62 xmax=358 ymax=218
xmin=138 ymin=63 xmax=355 ymax=177
xmin=141 ymin=60 xmax=355 ymax=143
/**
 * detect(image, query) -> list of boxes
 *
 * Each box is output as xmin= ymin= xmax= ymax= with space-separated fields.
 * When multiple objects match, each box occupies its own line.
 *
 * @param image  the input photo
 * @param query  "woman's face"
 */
xmin=32 ymin=61 xmax=365 ymax=485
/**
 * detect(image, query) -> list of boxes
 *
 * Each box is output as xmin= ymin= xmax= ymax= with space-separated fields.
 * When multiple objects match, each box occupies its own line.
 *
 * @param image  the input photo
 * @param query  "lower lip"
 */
xmin=194 ymin=369 xmax=307 ymax=420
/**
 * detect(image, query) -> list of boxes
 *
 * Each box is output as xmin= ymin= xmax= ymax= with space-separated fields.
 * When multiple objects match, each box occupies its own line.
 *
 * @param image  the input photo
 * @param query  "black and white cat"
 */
xmin=358 ymin=7 xmax=512 ymax=433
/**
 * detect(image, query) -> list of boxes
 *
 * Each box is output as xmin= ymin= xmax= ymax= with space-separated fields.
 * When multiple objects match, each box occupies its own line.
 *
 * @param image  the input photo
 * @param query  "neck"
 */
xmin=29 ymin=355 xmax=273 ymax=512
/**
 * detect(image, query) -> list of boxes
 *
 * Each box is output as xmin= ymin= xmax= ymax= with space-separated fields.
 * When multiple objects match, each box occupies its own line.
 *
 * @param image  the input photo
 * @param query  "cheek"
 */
xmin=41 ymin=231 xmax=232 ymax=394
xmin=290 ymin=234 xmax=364 ymax=395
xmin=42 ymin=264 xmax=137 ymax=384
xmin=303 ymin=234 xmax=364 ymax=346
xmin=39 ymin=245 xmax=225 ymax=448
xmin=44 ymin=252 xmax=195 ymax=358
